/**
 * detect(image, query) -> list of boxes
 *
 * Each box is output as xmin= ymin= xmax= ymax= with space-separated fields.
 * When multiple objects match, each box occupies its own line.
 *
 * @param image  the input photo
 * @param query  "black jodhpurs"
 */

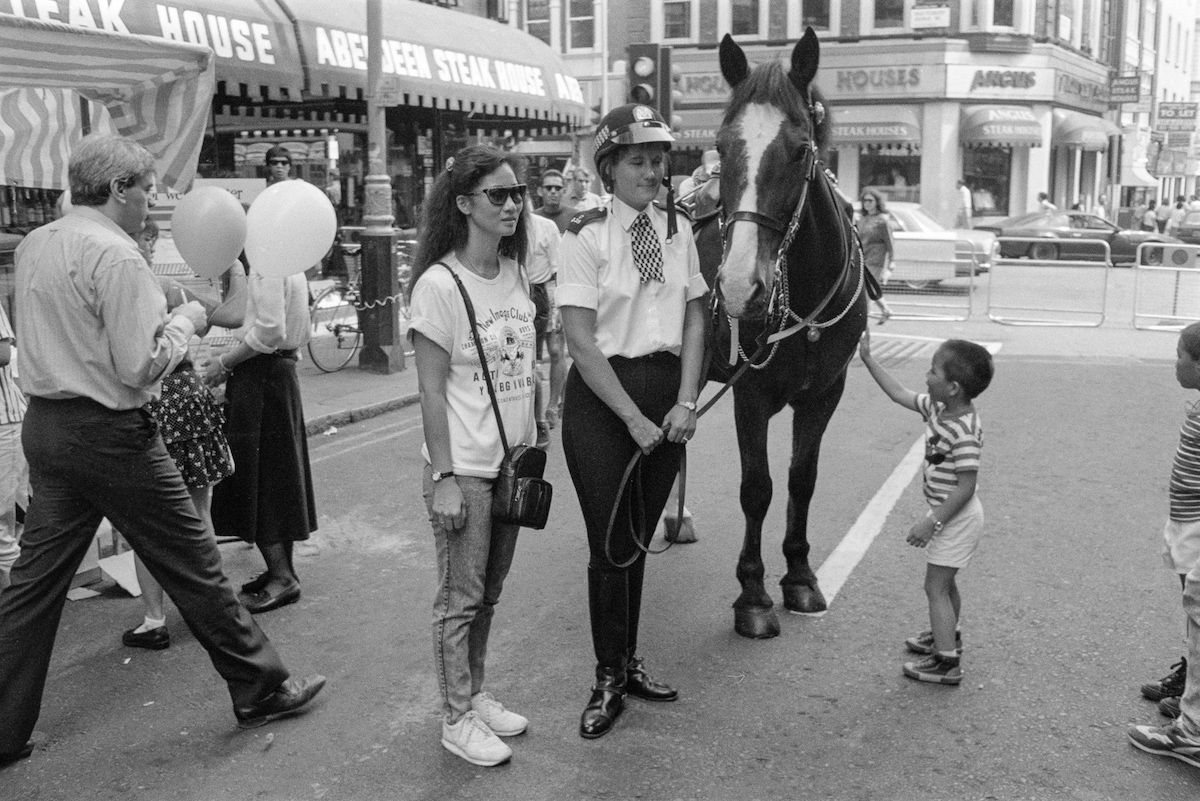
xmin=0 ymin=397 xmax=288 ymax=753
xmin=561 ymin=353 xmax=684 ymax=670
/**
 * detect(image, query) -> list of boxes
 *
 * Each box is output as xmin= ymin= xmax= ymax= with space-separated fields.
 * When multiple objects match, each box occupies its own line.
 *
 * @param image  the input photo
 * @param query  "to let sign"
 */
xmin=1108 ymin=75 xmax=1141 ymax=104
xmin=1157 ymin=103 xmax=1199 ymax=132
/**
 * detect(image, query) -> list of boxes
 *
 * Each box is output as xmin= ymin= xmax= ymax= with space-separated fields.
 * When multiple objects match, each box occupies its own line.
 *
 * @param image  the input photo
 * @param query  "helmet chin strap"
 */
xmin=664 ymin=160 xmax=677 ymax=243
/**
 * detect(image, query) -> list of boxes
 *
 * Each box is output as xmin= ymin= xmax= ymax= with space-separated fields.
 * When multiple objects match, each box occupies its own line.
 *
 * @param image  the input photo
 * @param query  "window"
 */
xmin=732 ymin=0 xmax=759 ymax=35
xmin=569 ymin=0 xmax=594 ymax=49
xmin=859 ymin=150 xmax=921 ymax=204
xmin=993 ymin=0 xmax=1014 ymax=27
xmin=526 ymin=0 xmax=550 ymax=45
xmin=664 ymin=0 xmax=691 ymax=38
xmin=962 ymin=147 xmax=1011 ymax=216
xmin=802 ymin=0 xmax=830 ymax=29
xmin=874 ymin=0 xmax=905 ymax=28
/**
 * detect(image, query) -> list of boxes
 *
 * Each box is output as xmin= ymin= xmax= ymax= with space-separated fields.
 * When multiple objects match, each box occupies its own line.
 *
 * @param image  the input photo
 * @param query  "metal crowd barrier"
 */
xmin=1132 ymin=241 xmax=1200 ymax=331
xmin=883 ymin=234 xmax=981 ymax=321
xmin=986 ymin=237 xmax=1110 ymax=327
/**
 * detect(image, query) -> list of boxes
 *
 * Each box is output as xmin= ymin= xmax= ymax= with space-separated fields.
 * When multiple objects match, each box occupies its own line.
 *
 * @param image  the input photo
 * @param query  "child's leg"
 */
xmin=133 ymin=553 xmax=166 ymax=625
xmin=925 ymin=564 xmax=961 ymax=653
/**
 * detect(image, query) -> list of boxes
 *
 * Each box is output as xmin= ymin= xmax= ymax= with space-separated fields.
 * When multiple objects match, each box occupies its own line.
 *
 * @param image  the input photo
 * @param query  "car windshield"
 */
xmin=887 ymin=206 xmax=947 ymax=233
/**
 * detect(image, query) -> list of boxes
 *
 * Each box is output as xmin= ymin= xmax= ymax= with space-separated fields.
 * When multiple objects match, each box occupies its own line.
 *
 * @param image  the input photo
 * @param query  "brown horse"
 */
xmin=691 ymin=30 xmax=868 ymax=638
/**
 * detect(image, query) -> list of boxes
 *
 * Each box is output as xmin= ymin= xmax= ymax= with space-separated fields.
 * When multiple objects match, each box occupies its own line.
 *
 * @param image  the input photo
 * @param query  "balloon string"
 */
xmin=351 ymin=293 xmax=409 ymax=312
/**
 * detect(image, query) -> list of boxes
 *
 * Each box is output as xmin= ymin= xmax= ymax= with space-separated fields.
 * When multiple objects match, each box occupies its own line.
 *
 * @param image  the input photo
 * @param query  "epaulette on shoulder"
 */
xmin=566 ymin=207 xmax=608 ymax=235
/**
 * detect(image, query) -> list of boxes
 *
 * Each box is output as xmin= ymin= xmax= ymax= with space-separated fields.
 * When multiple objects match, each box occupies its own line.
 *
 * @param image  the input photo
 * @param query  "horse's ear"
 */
xmin=789 ymin=27 xmax=820 ymax=92
xmin=720 ymin=34 xmax=749 ymax=88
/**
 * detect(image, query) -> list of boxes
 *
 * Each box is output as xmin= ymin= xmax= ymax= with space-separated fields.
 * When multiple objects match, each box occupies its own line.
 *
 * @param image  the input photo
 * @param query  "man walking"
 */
xmin=956 ymin=180 xmax=972 ymax=228
xmin=536 ymin=169 xmax=575 ymax=233
xmin=0 ymin=134 xmax=324 ymax=768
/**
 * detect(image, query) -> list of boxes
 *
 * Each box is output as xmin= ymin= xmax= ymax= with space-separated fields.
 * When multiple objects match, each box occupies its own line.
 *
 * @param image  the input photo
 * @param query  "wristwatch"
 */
xmin=675 ymin=400 xmax=698 ymax=412
xmin=431 ymin=469 xmax=455 ymax=482
xmin=931 ymin=518 xmax=944 ymax=533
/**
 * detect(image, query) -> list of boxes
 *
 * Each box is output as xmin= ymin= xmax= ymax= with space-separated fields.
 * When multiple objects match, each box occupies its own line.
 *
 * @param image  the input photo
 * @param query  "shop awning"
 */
xmin=0 ymin=14 xmax=215 ymax=191
xmin=283 ymin=0 xmax=587 ymax=125
xmin=674 ymin=108 xmax=721 ymax=148
xmin=1052 ymin=109 xmax=1122 ymax=151
xmin=961 ymin=105 xmax=1043 ymax=148
xmin=830 ymin=106 xmax=921 ymax=149
xmin=1120 ymin=162 xmax=1160 ymax=188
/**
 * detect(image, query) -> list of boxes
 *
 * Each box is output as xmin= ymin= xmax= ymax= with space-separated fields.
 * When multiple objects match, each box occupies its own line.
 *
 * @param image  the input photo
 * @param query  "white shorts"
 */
xmin=1162 ymin=519 xmax=1200 ymax=574
xmin=925 ymin=494 xmax=984 ymax=569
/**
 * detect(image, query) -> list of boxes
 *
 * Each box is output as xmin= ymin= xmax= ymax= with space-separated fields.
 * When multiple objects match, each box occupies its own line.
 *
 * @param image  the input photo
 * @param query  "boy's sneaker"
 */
xmin=904 ymin=629 xmax=963 ymax=655
xmin=1160 ymin=696 xmax=1182 ymax=719
xmin=1128 ymin=720 xmax=1200 ymax=769
xmin=903 ymin=653 xmax=962 ymax=685
xmin=1141 ymin=658 xmax=1188 ymax=701
xmin=441 ymin=710 xmax=512 ymax=767
xmin=471 ymin=692 xmax=528 ymax=737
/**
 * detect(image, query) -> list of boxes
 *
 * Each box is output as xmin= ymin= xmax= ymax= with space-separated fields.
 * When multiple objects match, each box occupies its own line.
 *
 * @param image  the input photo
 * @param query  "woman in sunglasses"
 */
xmin=557 ymin=104 xmax=707 ymax=740
xmin=856 ymin=188 xmax=895 ymax=323
xmin=407 ymin=144 xmax=535 ymax=768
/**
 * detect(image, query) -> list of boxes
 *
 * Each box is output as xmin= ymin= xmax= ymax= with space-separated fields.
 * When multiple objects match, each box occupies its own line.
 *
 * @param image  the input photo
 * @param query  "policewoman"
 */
xmin=557 ymin=104 xmax=708 ymax=739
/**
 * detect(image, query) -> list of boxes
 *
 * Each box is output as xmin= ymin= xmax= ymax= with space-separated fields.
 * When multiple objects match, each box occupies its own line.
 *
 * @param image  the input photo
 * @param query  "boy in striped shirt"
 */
xmin=1128 ymin=323 xmax=1200 ymax=768
xmin=860 ymin=331 xmax=993 ymax=685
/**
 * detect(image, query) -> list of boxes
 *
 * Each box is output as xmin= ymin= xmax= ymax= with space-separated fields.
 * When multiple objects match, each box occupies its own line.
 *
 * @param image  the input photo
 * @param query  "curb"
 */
xmin=304 ymin=392 xmax=420 ymax=435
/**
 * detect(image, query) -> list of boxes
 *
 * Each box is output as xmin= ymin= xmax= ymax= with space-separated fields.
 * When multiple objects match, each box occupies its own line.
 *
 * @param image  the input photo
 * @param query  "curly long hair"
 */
xmin=410 ymin=144 xmax=529 ymax=294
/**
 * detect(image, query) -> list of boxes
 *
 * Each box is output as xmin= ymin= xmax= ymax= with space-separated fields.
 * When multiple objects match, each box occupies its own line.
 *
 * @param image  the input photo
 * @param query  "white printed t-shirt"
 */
xmin=916 ymin=393 xmax=982 ymax=507
xmin=409 ymin=254 xmax=537 ymax=479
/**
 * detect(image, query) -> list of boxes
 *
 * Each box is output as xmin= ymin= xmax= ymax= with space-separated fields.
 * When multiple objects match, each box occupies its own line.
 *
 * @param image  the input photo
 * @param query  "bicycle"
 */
xmin=307 ymin=233 xmax=415 ymax=373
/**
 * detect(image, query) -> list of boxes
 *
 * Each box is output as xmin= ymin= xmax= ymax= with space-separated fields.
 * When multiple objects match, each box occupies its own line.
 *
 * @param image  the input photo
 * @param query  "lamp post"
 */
xmin=359 ymin=0 xmax=404 ymax=373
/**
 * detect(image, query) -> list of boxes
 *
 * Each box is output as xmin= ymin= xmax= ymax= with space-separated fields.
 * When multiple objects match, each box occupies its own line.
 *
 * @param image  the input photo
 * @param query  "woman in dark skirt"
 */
xmin=203 ymin=261 xmax=317 ymax=615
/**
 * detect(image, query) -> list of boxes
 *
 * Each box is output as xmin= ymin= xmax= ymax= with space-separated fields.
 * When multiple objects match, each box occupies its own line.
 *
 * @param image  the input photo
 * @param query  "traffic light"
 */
xmin=627 ymin=43 xmax=673 ymax=123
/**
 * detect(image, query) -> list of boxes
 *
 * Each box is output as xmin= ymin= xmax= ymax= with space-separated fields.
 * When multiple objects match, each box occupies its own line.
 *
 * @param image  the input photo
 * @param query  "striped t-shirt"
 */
xmin=0 ymin=304 xmax=26 ymax=426
xmin=1169 ymin=406 xmax=1200 ymax=521
xmin=917 ymin=393 xmax=982 ymax=506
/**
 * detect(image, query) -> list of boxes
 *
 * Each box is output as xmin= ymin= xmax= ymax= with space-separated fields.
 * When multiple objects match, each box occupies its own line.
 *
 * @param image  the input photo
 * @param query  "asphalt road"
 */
xmin=6 ymin=344 xmax=1200 ymax=800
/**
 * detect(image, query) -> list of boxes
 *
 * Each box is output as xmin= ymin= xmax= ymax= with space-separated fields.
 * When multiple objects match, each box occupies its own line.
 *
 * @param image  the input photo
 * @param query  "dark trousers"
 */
xmin=0 ymin=397 xmax=288 ymax=753
xmin=561 ymin=354 xmax=684 ymax=671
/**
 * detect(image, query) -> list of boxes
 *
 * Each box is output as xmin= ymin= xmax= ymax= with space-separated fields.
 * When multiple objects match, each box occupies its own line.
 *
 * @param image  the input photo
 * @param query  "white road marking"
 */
xmin=310 ymin=414 xmax=423 ymax=465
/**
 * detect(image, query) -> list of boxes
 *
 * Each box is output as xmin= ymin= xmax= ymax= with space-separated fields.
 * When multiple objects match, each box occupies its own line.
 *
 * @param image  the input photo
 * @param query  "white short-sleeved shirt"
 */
xmin=525 ymin=213 xmax=560 ymax=285
xmin=408 ymin=254 xmax=537 ymax=478
xmin=557 ymin=197 xmax=707 ymax=359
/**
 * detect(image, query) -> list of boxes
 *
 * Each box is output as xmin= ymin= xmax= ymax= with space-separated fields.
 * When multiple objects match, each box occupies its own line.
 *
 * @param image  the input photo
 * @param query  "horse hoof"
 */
xmin=663 ymin=516 xmax=697 ymax=544
xmin=783 ymin=584 xmax=827 ymax=614
xmin=734 ymin=606 xmax=780 ymax=639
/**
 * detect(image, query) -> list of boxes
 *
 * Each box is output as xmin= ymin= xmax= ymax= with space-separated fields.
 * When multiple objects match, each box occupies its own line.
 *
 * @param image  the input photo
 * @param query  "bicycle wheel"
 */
xmin=308 ymin=285 xmax=361 ymax=372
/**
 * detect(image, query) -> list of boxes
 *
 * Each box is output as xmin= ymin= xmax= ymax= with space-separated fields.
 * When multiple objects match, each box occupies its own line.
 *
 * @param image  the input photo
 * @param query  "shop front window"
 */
xmin=962 ymin=147 xmax=1011 ymax=217
xmin=859 ymin=149 xmax=921 ymax=204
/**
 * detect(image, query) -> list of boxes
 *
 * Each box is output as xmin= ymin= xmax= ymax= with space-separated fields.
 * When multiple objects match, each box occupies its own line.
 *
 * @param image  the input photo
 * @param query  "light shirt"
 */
xmin=558 ymin=196 xmax=707 ymax=359
xmin=0 ymin=304 xmax=26 ymax=426
xmin=237 ymin=272 xmax=311 ymax=353
xmin=569 ymin=190 xmax=604 ymax=211
xmin=1189 ymin=200 xmax=1200 ymax=213
xmin=1040 ymin=199 xmax=1058 ymax=211
xmin=916 ymin=393 xmax=982 ymax=507
xmin=958 ymin=184 xmax=972 ymax=213
xmin=1157 ymin=204 xmax=1172 ymax=222
xmin=525 ymin=213 xmax=560 ymax=285
xmin=409 ymin=254 xmax=537 ymax=478
xmin=1171 ymin=405 xmax=1200 ymax=522
xmin=15 ymin=206 xmax=195 ymax=410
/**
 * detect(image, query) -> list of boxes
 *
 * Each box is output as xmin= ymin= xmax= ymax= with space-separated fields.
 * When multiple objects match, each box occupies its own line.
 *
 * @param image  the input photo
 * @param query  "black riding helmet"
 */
xmin=592 ymin=103 xmax=678 ymax=241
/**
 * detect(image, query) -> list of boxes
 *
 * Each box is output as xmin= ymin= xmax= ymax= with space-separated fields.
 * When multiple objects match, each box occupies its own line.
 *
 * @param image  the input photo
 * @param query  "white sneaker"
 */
xmin=441 ymin=710 xmax=512 ymax=767
xmin=471 ymin=691 xmax=529 ymax=736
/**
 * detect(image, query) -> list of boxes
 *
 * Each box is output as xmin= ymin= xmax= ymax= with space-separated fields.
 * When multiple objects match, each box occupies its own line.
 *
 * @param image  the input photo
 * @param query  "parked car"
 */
xmin=1174 ymin=211 xmax=1200 ymax=246
xmin=977 ymin=210 xmax=1180 ymax=266
xmin=882 ymin=201 xmax=998 ymax=289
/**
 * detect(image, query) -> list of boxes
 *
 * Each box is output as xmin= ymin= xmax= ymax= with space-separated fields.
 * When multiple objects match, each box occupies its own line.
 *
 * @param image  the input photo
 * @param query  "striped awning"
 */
xmin=1052 ymin=109 xmax=1122 ymax=151
xmin=960 ymin=105 xmax=1043 ymax=149
xmin=0 ymin=14 xmax=215 ymax=191
xmin=831 ymin=106 xmax=921 ymax=150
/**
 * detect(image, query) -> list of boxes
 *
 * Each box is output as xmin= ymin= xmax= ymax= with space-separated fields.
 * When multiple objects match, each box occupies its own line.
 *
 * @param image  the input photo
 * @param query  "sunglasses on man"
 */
xmin=541 ymin=184 xmax=565 ymax=192
xmin=467 ymin=185 xmax=527 ymax=206
xmin=268 ymin=159 xmax=290 ymax=166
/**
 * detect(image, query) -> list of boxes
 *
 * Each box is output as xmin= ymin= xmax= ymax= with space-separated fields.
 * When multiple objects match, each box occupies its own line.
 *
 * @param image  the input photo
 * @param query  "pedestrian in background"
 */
xmin=1038 ymin=192 xmax=1057 ymax=211
xmin=955 ymin=179 xmax=972 ymax=229
xmin=1129 ymin=322 xmax=1200 ymax=768
xmin=566 ymin=165 xmax=604 ymax=211
xmin=1169 ymin=196 xmax=1188 ymax=236
xmin=408 ymin=144 xmax=536 ymax=768
xmin=1142 ymin=201 xmax=1159 ymax=232
xmin=858 ymin=329 xmax=994 ymax=686
xmin=525 ymin=196 xmax=564 ymax=444
xmin=558 ymin=104 xmax=706 ymax=740
xmin=0 ymin=292 xmax=25 ymax=591
xmin=856 ymin=188 xmax=894 ymax=324
xmin=204 ymin=228 xmax=318 ymax=615
xmin=121 ymin=219 xmax=236 ymax=651
xmin=0 ymin=134 xmax=324 ymax=768
xmin=1158 ymin=197 xmax=1173 ymax=233
xmin=535 ymin=169 xmax=574 ymax=234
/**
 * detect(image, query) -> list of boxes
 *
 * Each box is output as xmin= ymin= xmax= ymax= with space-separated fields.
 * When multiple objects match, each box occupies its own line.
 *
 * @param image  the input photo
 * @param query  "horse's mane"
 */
xmin=722 ymin=60 xmax=830 ymax=153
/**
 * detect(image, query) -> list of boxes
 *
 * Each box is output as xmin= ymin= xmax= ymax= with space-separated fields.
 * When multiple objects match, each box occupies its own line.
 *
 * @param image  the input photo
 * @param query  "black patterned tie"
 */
xmin=630 ymin=212 xmax=664 ymax=282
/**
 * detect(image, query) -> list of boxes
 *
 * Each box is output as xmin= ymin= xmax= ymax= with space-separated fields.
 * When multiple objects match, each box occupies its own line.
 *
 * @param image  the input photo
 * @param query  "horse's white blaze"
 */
xmin=721 ymin=103 xmax=786 ymax=316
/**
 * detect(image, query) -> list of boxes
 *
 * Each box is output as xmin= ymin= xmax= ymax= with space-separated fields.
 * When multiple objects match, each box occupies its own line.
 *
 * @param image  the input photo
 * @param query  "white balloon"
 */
xmin=171 ymin=187 xmax=247 ymax=278
xmin=245 ymin=181 xmax=337 ymax=279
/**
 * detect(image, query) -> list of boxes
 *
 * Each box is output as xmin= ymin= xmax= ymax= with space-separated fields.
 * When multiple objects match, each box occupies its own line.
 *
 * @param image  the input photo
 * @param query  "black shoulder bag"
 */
xmin=440 ymin=263 xmax=553 ymax=530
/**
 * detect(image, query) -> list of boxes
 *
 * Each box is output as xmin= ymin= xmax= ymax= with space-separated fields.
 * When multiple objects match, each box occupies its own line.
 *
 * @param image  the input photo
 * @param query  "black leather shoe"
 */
xmin=122 ymin=625 xmax=170 ymax=650
xmin=580 ymin=667 xmax=626 ymax=739
xmin=0 ymin=741 xmax=33 ymax=769
xmin=235 ymin=675 xmax=326 ymax=729
xmin=240 ymin=571 xmax=270 ymax=594
xmin=241 ymin=583 xmax=300 ymax=614
xmin=626 ymin=655 xmax=678 ymax=702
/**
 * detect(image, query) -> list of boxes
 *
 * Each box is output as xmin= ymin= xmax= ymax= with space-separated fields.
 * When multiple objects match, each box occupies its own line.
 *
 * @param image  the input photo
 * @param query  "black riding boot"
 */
xmin=580 ymin=664 xmax=627 ymax=739
xmin=626 ymin=650 xmax=678 ymax=702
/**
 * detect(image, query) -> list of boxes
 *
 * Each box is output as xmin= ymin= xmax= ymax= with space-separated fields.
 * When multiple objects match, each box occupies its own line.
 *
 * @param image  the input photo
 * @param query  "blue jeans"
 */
xmin=424 ymin=467 xmax=520 ymax=723
xmin=1182 ymin=561 xmax=1200 ymax=737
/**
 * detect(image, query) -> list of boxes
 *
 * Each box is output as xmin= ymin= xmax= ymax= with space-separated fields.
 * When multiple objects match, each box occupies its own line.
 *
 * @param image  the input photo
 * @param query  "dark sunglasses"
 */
xmin=861 ymin=197 xmax=875 ymax=203
xmin=925 ymin=435 xmax=947 ymax=465
xmin=542 ymin=184 xmax=565 ymax=192
xmin=268 ymin=159 xmax=290 ymax=166
xmin=467 ymin=185 xmax=527 ymax=206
